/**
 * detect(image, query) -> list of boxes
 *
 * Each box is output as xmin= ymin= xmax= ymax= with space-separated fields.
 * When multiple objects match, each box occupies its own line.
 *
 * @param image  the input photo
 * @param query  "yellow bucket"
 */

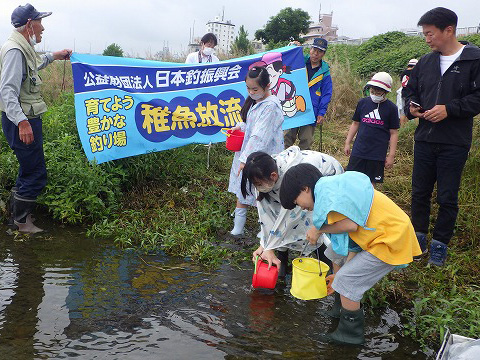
xmin=290 ymin=257 xmax=330 ymax=300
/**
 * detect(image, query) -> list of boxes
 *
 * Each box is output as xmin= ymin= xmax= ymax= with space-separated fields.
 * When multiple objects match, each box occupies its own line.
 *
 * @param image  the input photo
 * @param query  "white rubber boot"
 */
xmin=230 ymin=207 xmax=247 ymax=236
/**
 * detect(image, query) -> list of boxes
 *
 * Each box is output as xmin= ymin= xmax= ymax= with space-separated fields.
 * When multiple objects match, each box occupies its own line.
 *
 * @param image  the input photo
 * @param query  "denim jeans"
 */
xmin=411 ymin=141 xmax=469 ymax=245
xmin=1 ymin=112 xmax=47 ymax=200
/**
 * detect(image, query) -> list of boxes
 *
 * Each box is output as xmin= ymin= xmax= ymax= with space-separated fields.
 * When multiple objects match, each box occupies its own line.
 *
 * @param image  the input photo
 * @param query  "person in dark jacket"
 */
xmin=284 ymin=38 xmax=333 ymax=150
xmin=404 ymin=7 xmax=480 ymax=266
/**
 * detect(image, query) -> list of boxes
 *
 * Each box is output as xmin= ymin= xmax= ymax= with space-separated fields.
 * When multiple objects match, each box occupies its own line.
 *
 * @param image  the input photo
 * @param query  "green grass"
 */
xmin=86 ymin=143 xmax=248 ymax=267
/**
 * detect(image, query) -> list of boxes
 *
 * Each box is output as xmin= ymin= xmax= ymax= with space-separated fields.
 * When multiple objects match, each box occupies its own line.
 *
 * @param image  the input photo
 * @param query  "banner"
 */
xmin=71 ymin=46 xmax=314 ymax=164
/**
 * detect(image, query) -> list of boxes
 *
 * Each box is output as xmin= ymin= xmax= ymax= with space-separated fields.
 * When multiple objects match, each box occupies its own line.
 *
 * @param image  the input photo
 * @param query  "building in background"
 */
xmin=154 ymin=42 xmax=171 ymax=61
xmin=206 ymin=14 xmax=236 ymax=55
xmin=187 ymin=37 xmax=201 ymax=54
xmin=251 ymin=40 xmax=266 ymax=54
xmin=302 ymin=6 xmax=338 ymax=44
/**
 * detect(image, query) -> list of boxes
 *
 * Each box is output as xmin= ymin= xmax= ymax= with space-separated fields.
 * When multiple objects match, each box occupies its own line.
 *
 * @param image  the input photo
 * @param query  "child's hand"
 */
xmin=344 ymin=143 xmax=351 ymax=156
xmin=237 ymin=162 xmax=245 ymax=176
xmin=306 ymin=226 xmax=322 ymax=245
xmin=385 ymin=154 xmax=395 ymax=169
xmin=252 ymin=246 xmax=264 ymax=263
xmin=260 ymin=249 xmax=281 ymax=270
xmin=325 ymin=274 xmax=335 ymax=295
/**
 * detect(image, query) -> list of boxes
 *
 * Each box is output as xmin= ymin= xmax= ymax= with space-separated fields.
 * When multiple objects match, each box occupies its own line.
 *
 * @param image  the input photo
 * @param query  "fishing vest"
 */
xmin=0 ymin=34 xmax=47 ymax=119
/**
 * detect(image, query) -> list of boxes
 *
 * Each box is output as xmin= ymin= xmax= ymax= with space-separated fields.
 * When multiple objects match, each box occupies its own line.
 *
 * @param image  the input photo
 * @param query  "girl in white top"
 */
xmin=228 ymin=66 xmax=284 ymax=236
xmin=240 ymin=146 xmax=344 ymax=270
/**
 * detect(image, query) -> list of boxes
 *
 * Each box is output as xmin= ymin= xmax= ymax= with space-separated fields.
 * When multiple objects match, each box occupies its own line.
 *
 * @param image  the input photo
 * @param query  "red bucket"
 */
xmin=222 ymin=128 xmax=244 ymax=152
xmin=252 ymin=256 xmax=278 ymax=289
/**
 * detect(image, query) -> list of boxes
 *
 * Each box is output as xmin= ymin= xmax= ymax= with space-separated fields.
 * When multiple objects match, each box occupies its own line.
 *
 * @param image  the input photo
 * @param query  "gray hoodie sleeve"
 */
xmin=0 ymin=49 xmax=26 ymax=126
xmin=39 ymin=52 xmax=54 ymax=70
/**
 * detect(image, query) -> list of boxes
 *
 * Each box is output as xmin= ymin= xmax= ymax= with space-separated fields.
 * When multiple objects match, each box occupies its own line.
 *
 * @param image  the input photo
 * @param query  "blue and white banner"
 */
xmin=71 ymin=46 xmax=314 ymax=164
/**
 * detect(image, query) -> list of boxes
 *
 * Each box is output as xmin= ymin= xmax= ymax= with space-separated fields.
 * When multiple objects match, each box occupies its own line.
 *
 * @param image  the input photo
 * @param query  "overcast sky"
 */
xmin=0 ymin=0 xmax=478 ymax=57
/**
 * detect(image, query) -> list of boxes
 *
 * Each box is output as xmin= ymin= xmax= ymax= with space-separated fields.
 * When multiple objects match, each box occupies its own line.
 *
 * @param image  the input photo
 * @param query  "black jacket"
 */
xmin=400 ymin=68 xmax=412 ymax=98
xmin=405 ymin=42 xmax=480 ymax=148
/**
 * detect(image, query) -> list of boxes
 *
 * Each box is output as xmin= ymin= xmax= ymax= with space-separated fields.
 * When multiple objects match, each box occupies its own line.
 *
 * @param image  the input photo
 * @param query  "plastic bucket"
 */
xmin=252 ymin=256 xmax=278 ymax=289
xmin=221 ymin=128 xmax=244 ymax=152
xmin=290 ymin=257 xmax=330 ymax=300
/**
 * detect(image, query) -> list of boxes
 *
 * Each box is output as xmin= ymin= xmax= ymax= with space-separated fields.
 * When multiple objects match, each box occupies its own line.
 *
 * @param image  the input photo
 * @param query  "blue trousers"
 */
xmin=411 ymin=141 xmax=469 ymax=245
xmin=1 ymin=112 xmax=47 ymax=200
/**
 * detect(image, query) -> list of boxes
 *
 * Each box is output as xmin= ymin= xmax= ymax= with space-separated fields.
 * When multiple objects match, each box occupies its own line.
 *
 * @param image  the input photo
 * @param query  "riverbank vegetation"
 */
xmin=0 ymin=32 xmax=479 ymax=349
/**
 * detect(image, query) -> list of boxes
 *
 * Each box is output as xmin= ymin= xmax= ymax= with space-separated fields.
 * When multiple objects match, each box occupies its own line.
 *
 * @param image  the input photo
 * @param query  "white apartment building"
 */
xmin=206 ymin=16 xmax=235 ymax=55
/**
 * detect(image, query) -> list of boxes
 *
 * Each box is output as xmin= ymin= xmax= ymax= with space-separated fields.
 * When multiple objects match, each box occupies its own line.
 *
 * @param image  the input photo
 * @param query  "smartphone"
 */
xmin=410 ymin=101 xmax=425 ymax=113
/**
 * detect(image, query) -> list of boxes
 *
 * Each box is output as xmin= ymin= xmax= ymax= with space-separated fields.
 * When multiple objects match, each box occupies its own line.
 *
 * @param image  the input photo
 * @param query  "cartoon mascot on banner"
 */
xmin=250 ymin=52 xmax=306 ymax=118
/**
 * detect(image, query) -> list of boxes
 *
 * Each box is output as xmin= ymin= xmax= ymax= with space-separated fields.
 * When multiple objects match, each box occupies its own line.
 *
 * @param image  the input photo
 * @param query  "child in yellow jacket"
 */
xmin=280 ymin=164 xmax=421 ymax=345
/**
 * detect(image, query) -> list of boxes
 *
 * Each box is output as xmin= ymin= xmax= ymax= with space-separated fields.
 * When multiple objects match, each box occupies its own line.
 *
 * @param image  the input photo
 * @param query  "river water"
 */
xmin=0 ymin=225 xmax=431 ymax=359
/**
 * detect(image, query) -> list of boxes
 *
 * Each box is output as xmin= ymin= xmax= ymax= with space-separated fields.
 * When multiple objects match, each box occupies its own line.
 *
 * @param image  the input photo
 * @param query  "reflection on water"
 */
xmin=0 ymin=226 xmax=431 ymax=359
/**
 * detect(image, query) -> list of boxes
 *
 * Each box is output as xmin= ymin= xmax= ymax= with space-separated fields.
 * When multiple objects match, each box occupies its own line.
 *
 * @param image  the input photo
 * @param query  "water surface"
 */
xmin=0 ymin=225 xmax=430 ymax=359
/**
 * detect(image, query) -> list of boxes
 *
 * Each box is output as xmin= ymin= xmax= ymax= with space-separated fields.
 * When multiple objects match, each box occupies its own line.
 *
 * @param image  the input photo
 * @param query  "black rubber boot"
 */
xmin=277 ymin=249 xmax=289 ymax=278
xmin=326 ymin=292 xmax=341 ymax=318
xmin=326 ymin=306 xmax=365 ymax=345
xmin=12 ymin=196 xmax=43 ymax=234
xmin=7 ymin=187 xmax=17 ymax=227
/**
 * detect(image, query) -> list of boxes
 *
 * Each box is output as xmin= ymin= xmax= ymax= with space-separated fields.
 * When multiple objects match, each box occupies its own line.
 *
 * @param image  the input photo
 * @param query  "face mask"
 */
xmin=28 ymin=26 xmax=37 ymax=46
xmin=202 ymin=47 xmax=214 ymax=56
xmin=370 ymin=94 xmax=385 ymax=103
xmin=256 ymin=182 xmax=275 ymax=193
xmin=250 ymin=92 xmax=265 ymax=101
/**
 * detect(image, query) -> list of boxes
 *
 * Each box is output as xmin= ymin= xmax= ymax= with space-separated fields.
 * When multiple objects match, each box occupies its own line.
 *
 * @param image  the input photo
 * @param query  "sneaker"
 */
xmin=413 ymin=233 xmax=428 ymax=261
xmin=428 ymin=240 xmax=447 ymax=266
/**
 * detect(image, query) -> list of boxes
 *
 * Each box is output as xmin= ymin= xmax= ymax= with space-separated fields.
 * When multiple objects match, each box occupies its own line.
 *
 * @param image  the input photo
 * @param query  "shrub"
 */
xmin=103 ymin=43 xmax=124 ymax=57
xmin=327 ymin=32 xmax=430 ymax=78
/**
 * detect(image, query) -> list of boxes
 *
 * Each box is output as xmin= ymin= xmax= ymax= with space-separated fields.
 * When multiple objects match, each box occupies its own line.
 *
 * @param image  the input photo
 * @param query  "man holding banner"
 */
xmin=0 ymin=3 xmax=72 ymax=233
xmin=284 ymin=38 xmax=333 ymax=150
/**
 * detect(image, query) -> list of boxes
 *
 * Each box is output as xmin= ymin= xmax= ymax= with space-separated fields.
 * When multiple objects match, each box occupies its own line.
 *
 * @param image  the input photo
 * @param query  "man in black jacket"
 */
xmin=405 ymin=7 xmax=480 ymax=266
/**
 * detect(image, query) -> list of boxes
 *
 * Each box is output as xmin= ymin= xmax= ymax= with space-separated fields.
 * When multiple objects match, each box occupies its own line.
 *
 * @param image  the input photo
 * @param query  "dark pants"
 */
xmin=1 ymin=112 xmax=47 ymax=200
xmin=411 ymin=141 xmax=469 ymax=245
xmin=284 ymin=125 xmax=315 ymax=150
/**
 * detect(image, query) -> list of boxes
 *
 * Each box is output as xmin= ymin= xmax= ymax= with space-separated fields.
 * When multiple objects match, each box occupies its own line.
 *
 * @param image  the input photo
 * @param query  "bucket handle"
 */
xmin=254 ymin=255 xmax=259 ymax=274
xmin=220 ymin=128 xmax=231 ymax=137
xmin=300 ymin=241 xmax=323 ymax=277
xmin=316 ymin=246 xmax=322 ymax=277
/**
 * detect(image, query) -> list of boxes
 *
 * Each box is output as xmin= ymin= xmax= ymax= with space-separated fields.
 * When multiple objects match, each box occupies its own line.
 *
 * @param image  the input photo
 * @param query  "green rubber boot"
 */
xmin=327 ymin=306 xmax=365 ymax=345
xmin=326 ymin=292 xmax=341 ymax=318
